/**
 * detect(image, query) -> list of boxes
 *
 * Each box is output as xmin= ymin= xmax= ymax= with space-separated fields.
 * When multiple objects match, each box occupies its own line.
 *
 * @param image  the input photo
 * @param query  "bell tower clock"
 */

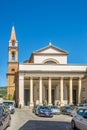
xmin=7 ymin=26 xmax=18 ymax=99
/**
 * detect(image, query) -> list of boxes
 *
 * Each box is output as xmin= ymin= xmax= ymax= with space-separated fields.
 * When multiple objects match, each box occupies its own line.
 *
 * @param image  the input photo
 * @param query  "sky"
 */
xmin=0 ymin=0 xmax=87 ymax=86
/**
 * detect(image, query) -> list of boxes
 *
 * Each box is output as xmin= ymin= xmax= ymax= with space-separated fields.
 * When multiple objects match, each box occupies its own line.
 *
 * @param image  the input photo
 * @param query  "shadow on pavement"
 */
xmin=19 ymin=120 xmax=72 ymax=130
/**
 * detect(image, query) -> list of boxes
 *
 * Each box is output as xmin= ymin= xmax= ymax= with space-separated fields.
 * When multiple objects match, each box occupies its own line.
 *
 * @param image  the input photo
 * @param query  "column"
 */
xmin=78 ymin=77 xmax=82 ymax=104
xmin=48 ymin=77 xmax=52 ymax=105
xmin=69 ymin=77 xmax=73 ymax=105
xmin=39 ymin=77 xmax=43 ymax=105
xmin=30 ymin=77 xmax=34 ymax=107
xmin=56 ymin=85 xmax=59 ymax=100
xmin=60 ymin=77 xmax=63 ymax=106
xmin=55 ymin=84 xmax=60 ymax=106
xmin=19 ymin=74 xmax=24 ymax=107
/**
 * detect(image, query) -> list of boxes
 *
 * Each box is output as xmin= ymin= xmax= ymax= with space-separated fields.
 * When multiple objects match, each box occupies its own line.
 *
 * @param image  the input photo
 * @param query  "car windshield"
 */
xmin=39 ymin=106 xmax=50 ymax=110
xmin=51 ymin=106 xmax=58 ymax=109
xmin=83 ymin=109 xmax=87 ymax=116
xmin=3 ymin=102 xmax=14 ymax=106
xmin=65 ymin=106 xmax=73 ymax=110
xmin=77 ymin=109 xmax=84 ymax=116
xmin=79 ymin=104 xmax=84 ymax=107
xmin=79 ymin=104 xmax=87 ymax=107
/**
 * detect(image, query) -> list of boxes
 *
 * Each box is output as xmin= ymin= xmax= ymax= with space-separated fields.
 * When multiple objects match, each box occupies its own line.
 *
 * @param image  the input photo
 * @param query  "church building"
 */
xmin=7 ymin=26 xmax=87 ymax=107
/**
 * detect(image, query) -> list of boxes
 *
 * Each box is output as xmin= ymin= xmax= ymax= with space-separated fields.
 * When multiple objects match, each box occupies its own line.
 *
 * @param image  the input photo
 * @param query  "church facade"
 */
xmin=7 ymin=26 xmax=87 ymax=107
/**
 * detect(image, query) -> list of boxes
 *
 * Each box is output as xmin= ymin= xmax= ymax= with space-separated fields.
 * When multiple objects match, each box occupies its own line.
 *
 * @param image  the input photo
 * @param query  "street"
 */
xmin=7 ymin=108 xmax=73 ymax=130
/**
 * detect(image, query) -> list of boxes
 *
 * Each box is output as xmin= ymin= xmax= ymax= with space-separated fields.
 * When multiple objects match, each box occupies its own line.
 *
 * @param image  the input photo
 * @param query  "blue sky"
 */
xmin=0 ymin=0 xmax=87 ymax=86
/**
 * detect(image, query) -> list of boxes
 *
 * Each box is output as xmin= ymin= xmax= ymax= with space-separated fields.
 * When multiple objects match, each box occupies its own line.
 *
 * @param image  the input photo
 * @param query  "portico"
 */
xmin=18 ymin=70 xmax=83 ymax=107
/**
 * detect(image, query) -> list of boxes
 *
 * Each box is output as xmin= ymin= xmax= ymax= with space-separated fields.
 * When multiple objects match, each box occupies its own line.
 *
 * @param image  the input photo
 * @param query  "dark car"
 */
xmin=35 ymin=106 xmax=53 ymax=117
xmin=61 ymin=106 xmax=74 ymax=115
xmin=77 ymin=103 xmax=87 ymax=109
xmin=0 ymin=103 xmax=11 ymax=130
xmin=3 ymin=100 xmax=15 ymax=114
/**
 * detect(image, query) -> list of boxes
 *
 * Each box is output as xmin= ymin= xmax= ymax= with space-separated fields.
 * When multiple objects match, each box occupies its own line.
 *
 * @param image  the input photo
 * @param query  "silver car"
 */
xmin=0 ymin=103 xmax=11 ymax=130
xmin=50 ymin=105 xmax=61 ymax=115
xmin=3 ymin=100 xmax=15 ymax=114
xmin=70 ymin=107 xmax=79 ymax=117
xmin=71 ymin=107 xmax=87 ymax=130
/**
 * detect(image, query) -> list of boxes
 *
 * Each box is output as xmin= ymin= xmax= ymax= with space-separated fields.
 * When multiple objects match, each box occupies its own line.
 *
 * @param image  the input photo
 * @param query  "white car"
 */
xmin=71 ymin=107 xmax=87 ymax=130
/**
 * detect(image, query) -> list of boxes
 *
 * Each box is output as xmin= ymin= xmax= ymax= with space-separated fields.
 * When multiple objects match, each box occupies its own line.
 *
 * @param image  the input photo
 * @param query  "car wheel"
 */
xmin=71 ymin=120 xmax=77 ymax=129
xmin=39 ymin=114 xmax=41 ymax=117
xmin=35 ymin=112 xmax=37 ymax=115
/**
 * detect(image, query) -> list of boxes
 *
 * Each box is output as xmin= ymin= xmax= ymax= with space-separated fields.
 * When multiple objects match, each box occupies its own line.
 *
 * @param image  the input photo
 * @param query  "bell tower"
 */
xmin=7 ymin=26 xmax=18 ymax=99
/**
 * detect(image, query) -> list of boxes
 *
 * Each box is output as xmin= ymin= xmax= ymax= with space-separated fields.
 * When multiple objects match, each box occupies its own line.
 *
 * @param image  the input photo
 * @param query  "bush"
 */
xmin=43 ymin=99 xmax=47 ymax=106
xmin=5 ymin=94 xmax=13 ymax=100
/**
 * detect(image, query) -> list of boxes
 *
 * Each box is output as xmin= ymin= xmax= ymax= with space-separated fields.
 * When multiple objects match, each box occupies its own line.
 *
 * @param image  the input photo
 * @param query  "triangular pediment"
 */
xmin=33 ymin=43 xmax=69 ymax=55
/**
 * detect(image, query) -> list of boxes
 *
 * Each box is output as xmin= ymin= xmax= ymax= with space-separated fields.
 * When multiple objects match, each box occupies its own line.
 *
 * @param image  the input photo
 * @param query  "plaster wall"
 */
xmin=34 ymin=55 xmax=67 ymax=64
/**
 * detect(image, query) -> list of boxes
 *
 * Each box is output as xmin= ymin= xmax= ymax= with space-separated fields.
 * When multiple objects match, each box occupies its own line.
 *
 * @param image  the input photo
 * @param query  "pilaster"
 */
xmin=30 ymin=77 xmax=34 ymax=107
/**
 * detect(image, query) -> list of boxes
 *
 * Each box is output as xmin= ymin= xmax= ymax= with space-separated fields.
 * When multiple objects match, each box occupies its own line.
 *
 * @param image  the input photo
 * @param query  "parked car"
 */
xmin=0 ymin=103 xmax=11 ymax=130
xmin=3 ymin=100 xmax=15 ymax=114
xmin=35 ymin=106 xmax=53 ymax=117
xmin=71 ymin=107 xmax=87 ymax=130
xmin=61 ymin=106 xmax=74 ymax=115
xmin=77 ymin=103 xmax=87 ymax=109
xmin=50 ymin=105 xmax=61 ymax=115
xmin=32 ymin=105 xmax=40 ymax=113
xmin=70 ymin=107 xmax=79 ymax=117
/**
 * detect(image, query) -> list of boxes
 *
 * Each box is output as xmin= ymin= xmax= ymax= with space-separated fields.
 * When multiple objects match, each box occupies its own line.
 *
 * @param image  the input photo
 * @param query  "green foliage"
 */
xmin=0 ymin=87 xmax=15 ymax=100
xmin=0 ymin=87 xmax=7 ymax=98
xmin=5 ymin=94 xmax=14 ymax=100
xmin=43 ymin=99 xmax=47 ymax=106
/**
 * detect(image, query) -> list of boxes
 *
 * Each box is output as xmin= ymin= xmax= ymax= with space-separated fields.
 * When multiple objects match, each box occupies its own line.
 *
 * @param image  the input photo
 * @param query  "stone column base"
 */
xmin=48 ymin=103 xmax=52 ymax=106
xmin=69 ymin=103 xmax=73 ymax=105
xmin=39 ymin=103 xmax=43 ymax=105
xmin=30 ymin=103 xmax=34 ymax=107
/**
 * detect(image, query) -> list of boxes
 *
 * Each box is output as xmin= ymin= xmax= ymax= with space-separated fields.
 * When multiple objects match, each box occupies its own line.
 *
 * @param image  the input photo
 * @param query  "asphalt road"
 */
xmin=7 ymin=108 xmax=73 ymax=130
